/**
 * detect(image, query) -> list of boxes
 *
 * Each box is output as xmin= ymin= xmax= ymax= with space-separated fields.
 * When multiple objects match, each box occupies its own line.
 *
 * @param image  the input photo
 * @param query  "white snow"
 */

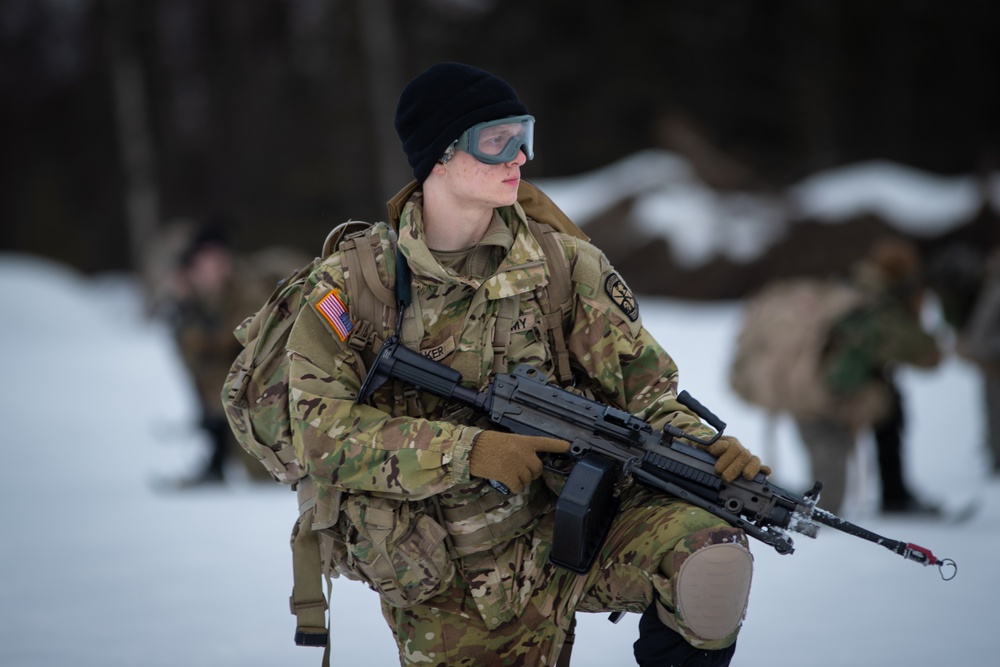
xmin=2 ymin=156 xmax=998 ymax=666
xmin=788 ymin=160 xmax=988 ymax=235
xmin=536 ymin=151 xmax=999 ymax=267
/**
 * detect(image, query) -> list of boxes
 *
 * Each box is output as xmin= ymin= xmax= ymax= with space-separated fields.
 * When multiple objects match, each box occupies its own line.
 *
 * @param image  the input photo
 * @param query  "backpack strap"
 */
xmin=285 ymin=225 xmax=389 ymax=661
xmin=322 ymin=220 xmax=371 ymax=257
xmin=339 ymin=227 xmax=430 ymax=417
xmin=290 ymin=478 xmax=329 ymax=650
xmin=340 ymin=226 xmax=397 ymax=376
xmin=490 ymin=295 xmax=519 ymax=375
xmin=525 ymin=219 xmax=575 ymax=386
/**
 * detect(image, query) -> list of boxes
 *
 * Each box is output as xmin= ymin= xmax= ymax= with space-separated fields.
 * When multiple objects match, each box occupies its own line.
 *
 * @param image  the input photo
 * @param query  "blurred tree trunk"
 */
xmin=106 ymin=0 xmax=160 ymax=271
xmin=356 ymin=0 xmax=409 ymax=203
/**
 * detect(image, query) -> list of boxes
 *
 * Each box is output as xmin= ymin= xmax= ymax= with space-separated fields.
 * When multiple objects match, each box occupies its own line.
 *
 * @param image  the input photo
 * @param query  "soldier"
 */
xmin=796 ymin=238 xmax=941 ymax=514
xmin=286 ymin=63 xmax=769 ymax=666
xmin=933 ymin=244 xmax=1000 ymax=474
xmin=168 ymin=221 xmax=274 ymax=486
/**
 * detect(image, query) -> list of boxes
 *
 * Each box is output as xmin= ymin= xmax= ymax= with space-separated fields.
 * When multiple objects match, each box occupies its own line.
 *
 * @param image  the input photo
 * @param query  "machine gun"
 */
xmin=358 ymin=336 xmax=957 ymax=581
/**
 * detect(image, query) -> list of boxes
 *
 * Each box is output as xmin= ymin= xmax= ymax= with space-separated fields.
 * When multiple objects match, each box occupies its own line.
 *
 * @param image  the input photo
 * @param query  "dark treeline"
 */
xmin=2 ymin=0 xmax=998 ymax=278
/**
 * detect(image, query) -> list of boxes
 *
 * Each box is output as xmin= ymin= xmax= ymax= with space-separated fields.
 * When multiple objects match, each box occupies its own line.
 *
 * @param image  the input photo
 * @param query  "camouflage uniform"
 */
xmin=172 ymin=255 xmax=279 ymax=482
xmin=287 ymin=188 xmax=746 ymax=665
xmin=174 ymin=280 xmax=247 ymax=419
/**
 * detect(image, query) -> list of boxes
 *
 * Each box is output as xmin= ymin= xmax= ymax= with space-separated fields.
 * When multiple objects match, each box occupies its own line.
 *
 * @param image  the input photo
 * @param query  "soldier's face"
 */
xmin=436 ymin=148 xmax=525 ymax=209
xmin=189 ymin=245 xmax=232 ymax=294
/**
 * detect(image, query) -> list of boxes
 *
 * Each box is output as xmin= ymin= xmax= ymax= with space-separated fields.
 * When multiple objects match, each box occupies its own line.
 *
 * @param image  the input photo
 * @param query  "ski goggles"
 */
xmin=451 ymin=115 xmax=535 ymax=164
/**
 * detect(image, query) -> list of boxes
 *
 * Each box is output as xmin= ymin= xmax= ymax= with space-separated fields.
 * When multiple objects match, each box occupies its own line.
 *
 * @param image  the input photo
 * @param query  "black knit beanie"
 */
xmin=395 ymin=62 xmax=529 ymax=182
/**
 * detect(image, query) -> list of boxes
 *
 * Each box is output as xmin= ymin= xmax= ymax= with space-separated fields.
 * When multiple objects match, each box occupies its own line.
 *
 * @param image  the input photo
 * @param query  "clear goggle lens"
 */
xmin=455 ymin=115 xmax=534 ymax=164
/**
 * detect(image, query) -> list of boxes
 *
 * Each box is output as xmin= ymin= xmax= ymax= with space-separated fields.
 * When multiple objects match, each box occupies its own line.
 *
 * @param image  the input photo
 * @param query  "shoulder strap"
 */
xmin=288 ymin=224 xmax=397 ymax=660
xmin=290 ymin=481 xmax=330 ymax=653
xmin=490 ymin=295 xmax=519 ymax=375
xmin=525 ymin=219 xmax=575 ymax=385
xmin=339 ymin=226 xmax=397 ymax=375
xmin=322 ymin=220 xmax=371 ymax=256
xmin=341 ymin=225 xmax=396 ymax=315
xmin=290 ymin=516 xmax=327 ymax=647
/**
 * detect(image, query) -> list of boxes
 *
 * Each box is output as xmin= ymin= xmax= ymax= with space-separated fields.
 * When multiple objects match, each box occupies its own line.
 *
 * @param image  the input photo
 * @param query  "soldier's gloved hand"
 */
xmin=470 ymin=431 xmax=570 ymax=494
xmin=704 ymin=435 xmax=772 ymax=483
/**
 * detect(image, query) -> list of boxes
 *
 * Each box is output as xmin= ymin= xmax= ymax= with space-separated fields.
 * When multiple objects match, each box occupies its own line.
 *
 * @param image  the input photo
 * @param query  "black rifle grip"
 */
xmin=677 ymin=390 xmax=727 ymax=433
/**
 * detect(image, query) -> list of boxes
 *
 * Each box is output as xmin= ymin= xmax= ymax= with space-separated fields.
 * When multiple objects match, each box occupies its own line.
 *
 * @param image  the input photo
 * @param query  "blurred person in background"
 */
xmin=731 ymin=237 xmax=941 ymax=515
xmin=165 ymin=219 xmax=273 ymax=487
xmin=929 ymin=243 xmax=1000 ymax=475
xmin=845 ymin=238 xmax=944 ymax=515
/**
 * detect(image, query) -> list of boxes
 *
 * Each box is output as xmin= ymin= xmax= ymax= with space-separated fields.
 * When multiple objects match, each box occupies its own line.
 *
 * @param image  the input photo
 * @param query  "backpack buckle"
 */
xmin=227 ymin=366 xmax=250 ymax=403
xmin=347 ymin=319 xmax=374 ymax=352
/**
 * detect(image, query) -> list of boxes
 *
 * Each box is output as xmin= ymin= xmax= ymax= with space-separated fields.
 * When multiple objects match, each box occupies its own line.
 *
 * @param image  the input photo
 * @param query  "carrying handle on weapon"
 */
xmin=664 ymin=390 xmax=727 ymax=446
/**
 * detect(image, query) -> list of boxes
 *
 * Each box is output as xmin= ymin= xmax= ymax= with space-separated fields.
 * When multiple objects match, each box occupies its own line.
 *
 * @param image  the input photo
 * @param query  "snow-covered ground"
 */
xmin=1 ymin=246 xmax=996 ymax=666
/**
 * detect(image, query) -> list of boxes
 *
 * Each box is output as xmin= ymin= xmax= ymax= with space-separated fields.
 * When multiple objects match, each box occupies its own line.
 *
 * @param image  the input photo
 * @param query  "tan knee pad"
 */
xmin=673 ymin=542 xmax=753 ymax=641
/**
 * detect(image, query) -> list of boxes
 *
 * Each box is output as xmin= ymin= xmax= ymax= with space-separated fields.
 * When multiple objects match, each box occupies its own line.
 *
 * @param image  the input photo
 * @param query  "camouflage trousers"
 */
xmin=382 ymin=486 xmax=749 ymax=666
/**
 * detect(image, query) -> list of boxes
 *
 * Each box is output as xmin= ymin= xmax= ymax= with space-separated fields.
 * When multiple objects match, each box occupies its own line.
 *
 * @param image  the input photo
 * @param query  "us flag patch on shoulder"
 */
xmin=316 ymin=289 xmax=354 ymax=341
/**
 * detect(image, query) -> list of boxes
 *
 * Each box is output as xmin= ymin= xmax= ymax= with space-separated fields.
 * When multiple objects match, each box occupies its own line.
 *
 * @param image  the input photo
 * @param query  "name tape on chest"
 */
xmin=511 ymin=312 xmax=536 ymax=333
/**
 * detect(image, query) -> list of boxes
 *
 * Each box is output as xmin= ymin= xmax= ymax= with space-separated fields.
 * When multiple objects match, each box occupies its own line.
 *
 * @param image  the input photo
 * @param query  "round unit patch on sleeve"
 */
xmin=605 ymin=272 xmax=639 ymax=322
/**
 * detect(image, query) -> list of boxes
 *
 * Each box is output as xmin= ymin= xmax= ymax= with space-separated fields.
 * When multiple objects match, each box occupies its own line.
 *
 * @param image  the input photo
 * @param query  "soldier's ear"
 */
xmin=429 ymin=161 xmax=449 ymax=178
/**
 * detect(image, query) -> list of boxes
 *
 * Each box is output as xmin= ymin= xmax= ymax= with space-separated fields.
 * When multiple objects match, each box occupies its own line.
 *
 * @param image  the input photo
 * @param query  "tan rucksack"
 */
xmin=220 ymin=181 xmax=587 ymax=652
xmin=729 ymin=277 xmax=866 ymax=419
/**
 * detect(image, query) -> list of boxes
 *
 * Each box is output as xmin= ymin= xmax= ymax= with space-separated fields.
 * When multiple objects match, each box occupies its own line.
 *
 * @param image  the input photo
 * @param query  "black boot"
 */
xmin=633 ymin=603 xmax=736 ymax=667
xmin=874 ymin=385 xmax=939 ymax=516
xmin=172 ymin=416 xmax=228 ymax=488
xmin=873 ymin=383 xmax=909 ymax=511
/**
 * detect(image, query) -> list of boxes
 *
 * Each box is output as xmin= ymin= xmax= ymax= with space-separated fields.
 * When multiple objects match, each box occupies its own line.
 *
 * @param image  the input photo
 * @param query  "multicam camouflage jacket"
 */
xmin=285 ymin=186 xmax=713 ymax=629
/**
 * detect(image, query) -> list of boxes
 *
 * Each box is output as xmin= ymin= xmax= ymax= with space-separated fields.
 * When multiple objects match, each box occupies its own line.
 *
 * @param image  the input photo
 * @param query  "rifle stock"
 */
xmin=357 ymin=337 xmax=956 ymax=579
